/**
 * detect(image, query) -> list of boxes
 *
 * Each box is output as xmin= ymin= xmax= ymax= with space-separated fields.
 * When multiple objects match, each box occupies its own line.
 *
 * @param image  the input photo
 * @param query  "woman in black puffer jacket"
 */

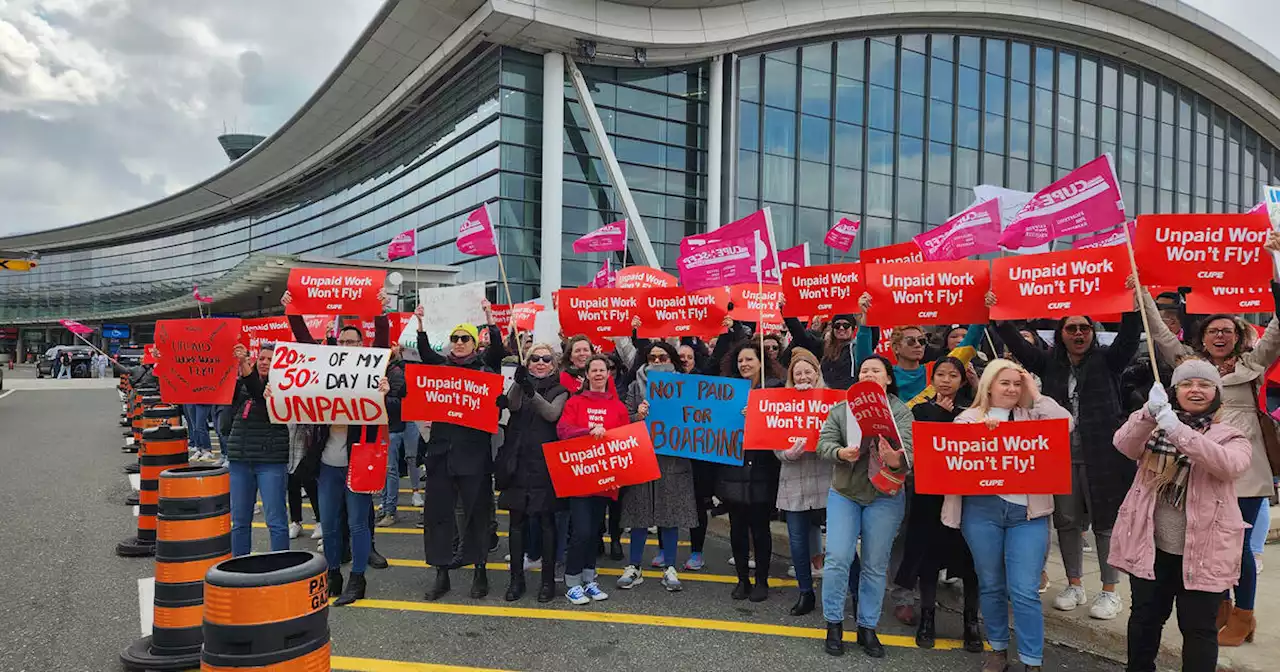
xmin=225 ymin=343 xmax=292 ymax=559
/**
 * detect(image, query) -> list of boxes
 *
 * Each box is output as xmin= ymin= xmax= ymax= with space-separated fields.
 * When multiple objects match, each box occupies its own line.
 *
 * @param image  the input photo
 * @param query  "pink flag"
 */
xmin=386 ymin=229 xmax=417 ymax=260
xmin=1072 ymin=221 xmax=1136 ymax=250
xmin=456 ymin=204 xmax=498 ymax=256
xmin=680 ymin=209 xmax=779 ymax=284
xmin=824 ymin=218 xmax=860 ymax=252
xmin=586 ymin=259 xmax=616 ymax=288
xmin=997 ymin=154 xmax=1126 ymax=250
xmin=913 ymin=199 xmax=1002 ymax=261
xmin=572 ymin=220 xmax=627 ymax=254
xmin=193 ymin=285 xmax=214 ymax=304
xmin=765 ymin=243 xmax=810 ymax=284
xmin=59 ymin=319 xmax=94 ymax=336
xmin=677 ymin=234 xmax=758 ymax=292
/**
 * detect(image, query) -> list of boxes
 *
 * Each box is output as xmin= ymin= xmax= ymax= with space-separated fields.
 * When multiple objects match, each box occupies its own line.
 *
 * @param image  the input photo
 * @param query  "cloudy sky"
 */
xmin=0 ymin=0 xmax=1277 ymax=237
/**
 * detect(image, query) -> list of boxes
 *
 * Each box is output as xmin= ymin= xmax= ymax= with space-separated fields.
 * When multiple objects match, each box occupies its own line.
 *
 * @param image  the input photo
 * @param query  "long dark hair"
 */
xmin=932 ymin=355 xmax=974 ymax=406
xmin=722 ymin=341 xmax=785 ymax=382
xmin=857 ymin=354 xmax=899 ymax=397
xmin=1192 ymin=314 xmax=1249 ymax=359
xmin=643 ymin=341 xmax=680 ymax=369
xmin=561 ymin=335 xmax=594 ymax=371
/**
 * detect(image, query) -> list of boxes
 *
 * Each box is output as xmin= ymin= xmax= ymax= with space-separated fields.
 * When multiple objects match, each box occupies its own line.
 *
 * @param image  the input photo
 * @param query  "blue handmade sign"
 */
xmin=645 ymin=371 xmax=749 ymax=465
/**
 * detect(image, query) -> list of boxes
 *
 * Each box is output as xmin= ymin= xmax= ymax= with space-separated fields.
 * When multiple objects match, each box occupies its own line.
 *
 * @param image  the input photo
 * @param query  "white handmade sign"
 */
xmin=266 ymin=342 xmax=390 ymax=425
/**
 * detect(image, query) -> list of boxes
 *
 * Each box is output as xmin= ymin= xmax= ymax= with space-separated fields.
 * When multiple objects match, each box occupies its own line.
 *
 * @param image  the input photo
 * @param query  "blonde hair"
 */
xmin=786 ymin=347 xmax=825 ymax=389
xmin=969 ymin=358 xmax=1032 ymax=415
xmin=526 ymin=342 xmax=560 ymax=369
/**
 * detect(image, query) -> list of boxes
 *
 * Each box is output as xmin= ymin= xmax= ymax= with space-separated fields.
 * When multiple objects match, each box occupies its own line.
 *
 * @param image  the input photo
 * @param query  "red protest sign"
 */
xmin=490 ymin=304 xmax=513 ymax=335
xmin=744 ymin=388 xmax=845 ymax=450
xmin=990 ymin=246 xmax=1133 ymax=320
xmin=1133 ymin=213 xmax=1272 ymax=290
xmin=846 ymin=381 xmax=902 ymax=445
xmin=912 ymin=418 xmax=1072 ymax=495
xmin=861 ymin=241 xmax=925 ymax=265
xmin=726 ymin=284 xmax=783 ymax=323
xmin=542 ymin=422 xmax=662 ymax=498
xmin=1186 ymin=285 xmax=1275 ymax=314
xmin=240 ymin=317 xmax=295 ymax=358
xmin=616 ymin=266 xmax=679 ymax=289
xmin=557 ymin=288 xmax=638 ymax=338
xmin=511 ymin=302 xmax=544 ymax=332
xmin=285 ymin=268 xmax=386 ymax=316
xmin=303 ymin=315 xmax=335 ymax=342
xmin=632 ymin=288 xmax=730 ymax=338
xmin=863 ymin=260 xmax=989 ymax=327
xmin=402 ymin=364 xmax=505 ymax=432
xmin=142 ymin=344 xmax=157 ymax=365
xmin=154 ymin=318 xmax=242 ymax=405
xmin=782 ymin=263 xmax=863 ymax=318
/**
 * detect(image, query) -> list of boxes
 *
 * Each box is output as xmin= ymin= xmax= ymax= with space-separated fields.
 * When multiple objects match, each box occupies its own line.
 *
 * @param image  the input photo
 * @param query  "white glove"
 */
xmin=1154 ymin=404 xmax=1181 ymax=433
xmin=1145 ymin=382 xmax=1170 ymax=419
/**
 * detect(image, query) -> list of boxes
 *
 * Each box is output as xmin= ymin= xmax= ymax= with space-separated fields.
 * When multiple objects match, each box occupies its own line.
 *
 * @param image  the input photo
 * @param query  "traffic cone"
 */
xmin=117 ymin=424 xmax=189 ymax=557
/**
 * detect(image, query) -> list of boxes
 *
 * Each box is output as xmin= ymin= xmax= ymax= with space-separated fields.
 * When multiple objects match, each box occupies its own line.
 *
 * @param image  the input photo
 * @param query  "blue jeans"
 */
xmin=318 ymin=463 xmax=373 ymax=574
xmin=56 ymin=363 xmax=70 ymax=379
xmin=229 ymin=461 xmax=288 ymax=557
xmin=822 ymin=489 xmax=905 ymax=627
xmin=185 ymin=405 xmax=211 ymax=451
xmin=382 ymin=431 xmax=405 ymax=515
xmin=211 ymin=406 xmax=231 ymax=457
xmin=630 ymin=527 xmax=679 ymax=568
xmin=1232 ymin=497 xmax=1267 ymax=609
xmin=961 ymin=496 xmax=1050 ymax=667
xmin=1251 ymin=501 xmax=1270 ymax=557
xmin=785 ymin=510 xmax=825 ymax=593
xmin=565 ymin=496 xmax=606 ymax=587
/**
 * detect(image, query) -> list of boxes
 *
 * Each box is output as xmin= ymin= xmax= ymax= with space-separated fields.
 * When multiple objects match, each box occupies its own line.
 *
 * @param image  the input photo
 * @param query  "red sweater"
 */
xmin=556 ymin=389 xmax=630 ymax=439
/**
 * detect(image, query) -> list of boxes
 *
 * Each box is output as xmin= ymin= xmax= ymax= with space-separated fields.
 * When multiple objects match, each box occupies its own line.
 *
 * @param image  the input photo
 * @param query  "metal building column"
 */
xmin=564 ymin=58 xmax=661 ymax=268
xmin=707 ymin=55 xmax=724 ymax=231
xmin=541 ymin=52 xmax=565 ymax=299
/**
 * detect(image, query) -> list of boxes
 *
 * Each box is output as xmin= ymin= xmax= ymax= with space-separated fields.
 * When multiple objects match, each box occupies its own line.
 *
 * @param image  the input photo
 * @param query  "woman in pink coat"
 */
xmin=1110 ymin=359 xmax=1253 ymax=672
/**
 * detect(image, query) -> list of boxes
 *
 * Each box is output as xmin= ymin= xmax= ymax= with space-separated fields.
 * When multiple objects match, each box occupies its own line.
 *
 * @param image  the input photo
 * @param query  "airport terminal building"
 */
xmin=3 ymin=0 xmax=1280 ymax=359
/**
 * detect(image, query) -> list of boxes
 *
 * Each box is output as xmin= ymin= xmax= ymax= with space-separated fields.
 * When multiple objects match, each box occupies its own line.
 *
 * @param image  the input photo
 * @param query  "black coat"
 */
xmin=416 ymin=326 xmax=505 ymax=477
xmin=997 ymin=314 xmax=1141 ymax=530
xmin=223 ymin=372 xmax=290 ymax=464
xmin=496 ymin=374 xmax=567 ymax=514
xmin=784 ymin=318 xmax=856 ymax=390
xmin=715 ymin=377 xmax=783 ymax=506
xmin=385 ymin=359 xmax=407 ymax=432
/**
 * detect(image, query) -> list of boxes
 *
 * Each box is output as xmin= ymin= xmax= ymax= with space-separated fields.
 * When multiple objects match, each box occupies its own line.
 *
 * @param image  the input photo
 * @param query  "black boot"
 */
xmin=367 ymin=547 xmax=388 ymax=570
xmin=789 ymin=590 xmax=815 ymax=616
xmin=963 ymin=608 xmax=984 ymax=653
xmin=327 ymin=568 xmax=344 ymax=598
xmin=333 ymin=572 xmax=366 ymax=606
xmin=916 ymin=607 xmax=936 ymax=649
xmin=749 ymin=577 xmax=769 ymax=602
xmin=425 ymin=568 xmax=450 ymax=601
xmin=537 ymin=579 xmax=556 ymax=603
xmin=730 ymin=578 xmax=751 ymax=600
xmin=857 ymin=626 xmax=885 ymax=658
xmin=824 ymin=621 xmax=844 ymax=656
xmin=504 ymin=572 xmax=526 ymax=602
xmin=597 ymin=538 xmax=606 ymax=557
xmin=609 ymin=539 xmax=624 ymax=561
xmin=470 ymin=566 xmax=489 ymax=599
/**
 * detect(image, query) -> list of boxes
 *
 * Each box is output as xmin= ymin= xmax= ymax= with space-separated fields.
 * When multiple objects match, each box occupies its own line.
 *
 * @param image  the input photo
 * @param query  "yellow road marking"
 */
xmin=347 ymin=599 xmax=969 ymax=650
xmin=333 ymin=656 xmax=512 ymax=672
xmin=381 ymin=557 xmax=799 ymax=587
xmin=256 ymin=522 xmax=689 ymax=546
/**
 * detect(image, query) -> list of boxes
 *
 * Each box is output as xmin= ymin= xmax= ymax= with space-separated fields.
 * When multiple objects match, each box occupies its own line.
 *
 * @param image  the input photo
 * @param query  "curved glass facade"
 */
xmin=734 ymin=33 xmax=1279 ymax=261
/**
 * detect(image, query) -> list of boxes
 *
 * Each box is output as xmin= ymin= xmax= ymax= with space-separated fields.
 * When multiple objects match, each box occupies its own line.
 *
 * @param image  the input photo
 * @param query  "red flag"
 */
xmin=457 ymin=204 xmax=498 ymax=256
xmin=59 ymin=319 xmax=94 ymax=336
xmin=386 ymin=229 xmax=417 ymax=260
xmin=572 ymin=220 xmax=627 ymax=254
xmin=998 ymin=154 xmax=1126 ymax=249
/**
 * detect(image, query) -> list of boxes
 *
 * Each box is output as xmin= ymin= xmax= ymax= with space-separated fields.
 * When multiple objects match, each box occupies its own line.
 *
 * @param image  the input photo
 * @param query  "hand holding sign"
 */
xmin=266 ymin=342 xmax=391 ymax=425
xmin=912 ymin=418 xmax=1071 ymax=495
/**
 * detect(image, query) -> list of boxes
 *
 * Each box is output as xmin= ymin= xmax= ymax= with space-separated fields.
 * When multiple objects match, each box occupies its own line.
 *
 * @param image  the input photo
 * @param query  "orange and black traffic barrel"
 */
xmin=121 ymin=464 xmax=231 ymax=671
xmin=117 ymin=424 xmax=189 ymax=557
xmin=125 ymin=397 xmax=172 ymax=499
xmin=202 ymin=551 xmax=331 ymax=670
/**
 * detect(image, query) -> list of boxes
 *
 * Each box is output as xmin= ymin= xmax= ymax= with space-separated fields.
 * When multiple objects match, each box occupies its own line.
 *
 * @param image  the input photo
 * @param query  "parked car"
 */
xmin=115 ymin=345 xmax=146 ymax=368
xmin=37 ymin=346 xmax=95 ymax=378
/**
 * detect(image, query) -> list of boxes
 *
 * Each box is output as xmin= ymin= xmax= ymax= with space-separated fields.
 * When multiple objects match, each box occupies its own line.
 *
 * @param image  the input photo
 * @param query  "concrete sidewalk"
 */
xmin=710 ymin=506 xmax=1279 ymax=671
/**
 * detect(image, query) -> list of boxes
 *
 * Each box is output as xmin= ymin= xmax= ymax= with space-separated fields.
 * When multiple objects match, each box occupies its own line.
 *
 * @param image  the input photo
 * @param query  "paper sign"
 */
xmin=861 ymin=240 xmax=925 ymax=264
xmin=846 ymin=381 xmax=901 ymax=445
xmin=266 ymin=342 xmax=390 ymax=425
xmin=285 ymin=269 xmax=386 ymax=316
xmin=743 ymin=388 xmax=846 ymax=451
xmin=645 ymin=371 xmax=749 ymax=465
xmin=914 ymin=199 xmax=1002 ymax=261
xmin=154 ymin=319 xmax=242 ymax=405
xmin=632 ymin=289 xmax=730 ymax=339
xmin=401 ymin=364 xmax=504 ymax=432
xmin=825 ymin=218 xmax=860 ymax=252
xmin=240 ymin=317 xmax=295 ymax=359
xmin=557 ymin=289 xmax=637 ymax=338
xmin=1134 ymin=213 xmax=1273 ymax=290
xmin=542 ymin=422 xmax=662 ymax=498
xmin=616 ymin=266 xmax=679 ymax=288
xmin=303 ymin=315 xmax=335 ymax=342
xmin=782 ymin=263 xmax=863 ymax=318
xmin=998 ymin=155 xmax=1126 ymax=249
xmin=416 ymin=282 xmax=488 ymax=352
xmin=863 ymin=260 xmax=990 ymax=327
xmin=532 ymin=309 xmax=561 ymax=348
xmin=912 ymin=419 xmax=1072 ymax=495
xmin=990 ymin=246 xmax=1134 ymax=320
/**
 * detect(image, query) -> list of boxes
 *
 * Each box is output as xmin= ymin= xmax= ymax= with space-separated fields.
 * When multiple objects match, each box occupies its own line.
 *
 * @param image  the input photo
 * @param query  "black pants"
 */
xmin=1127 ymin=549 xmax=1223 ymax=672
xmin=598 ymin=497 xmax=622 ymax=544
xmin=423 ymin=467 xmax=492 ymax=568
xmin=287 ymin=471 xmax=320 ymax=524
xmin=917 ymin=527 xmax=979 ymax=613
xmin=509 ymin=508 xmax=557 ymax=586
xmin=727 ymin=502 xmax=773 ymax=582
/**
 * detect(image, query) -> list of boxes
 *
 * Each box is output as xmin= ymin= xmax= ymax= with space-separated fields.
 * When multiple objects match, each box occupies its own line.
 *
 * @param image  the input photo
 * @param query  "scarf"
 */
xmin=447 ymin=351 xmax=481 ymax=367
xmin=1141 ymin=410 xmax=1213 ymax=509
xmin=1213 ymin=356 xmax=1238 ymax=377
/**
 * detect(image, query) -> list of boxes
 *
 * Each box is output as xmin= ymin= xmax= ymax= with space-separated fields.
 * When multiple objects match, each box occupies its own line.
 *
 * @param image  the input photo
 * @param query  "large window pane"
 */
xmin=762 ymin=155 xmax=795 ymax=203
xmin=763 ymin=107 xmax=797 ymax=155
xmin=867 ymin=173 xmax=893 ymax=217
xmin=834 ymin=167 xmax=863 ymax=211
xmin=929 ymin=100 xmax=953 ymax=143
xmin=764 ymin=58 xmax=797 ymax=110
xmin=929 ymin=142 xmax=952 ymax=184
xmin=897 ymin=177 xmax=923 ymax=221
xmin=901 ymin=92 xmax=925 ymax=138
xmin=800 ymin=115 xmax=831 ymax=162
xmin=900 ymin=136 xmax=924 ymax=180
xmin=931 ymin=58 xmax=954 ymax=102
xmin=802 ymin=68 xmax=832 ymax=117
xmin=738 ymin=150 xmax=759 ymax=197
xmin=799 ymin=161 xmax=830 ymax=208
xmin=837 ymin=39 xmax=866 ymax=80
xmin=957 ymin=107 xmax=980 ymax=149
xmin=739 ymin=101 xmax=759 ymax=151
xmin=834 ymin=121 xmax=863 ymax=168
xmin=902 ymin=50 xmax=926 ymax=96
xmin=869 ymin=85 xmax=896 ymax=131
xmin=985 ymin=73 xmax=1005 ymax=113
xmin=740 ymin=56 xmax=761 ymax=103
xmin=868 ymin=129 xmax=895 ymax=174
xmin=869 ymin=39 xmax=897 ymax=87
xmin=958 ymin=67 xmax=980 ymax=109
xmin=835 ymin=78 xmax=865 ymax=124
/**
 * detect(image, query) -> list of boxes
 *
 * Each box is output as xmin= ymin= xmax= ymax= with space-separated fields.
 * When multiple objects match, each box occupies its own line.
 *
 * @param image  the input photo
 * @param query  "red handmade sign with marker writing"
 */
xmin=239 ymin=317 xmax=295 ymax=359
xmin=1133 ymin=213 xmax=1272 ymax=290
xmin=154 ymin=318 xmax=242 ymax=405
xmin=863 ymin=260 xmax=989 ymax=327
xmin=285 ymin=268 xmax=386 ymax=316
xmin=401 ymin=364 xmax=504 ymax=433
xmin=266 ymin=342 xmax=391 ymax=425
xmin=990 ymin=246 xmax=1133 ymax=320
xmin=542 ymin=422 xmax=662 ymax=498
xmin=744 ymin=388 xmax=845 ymax=451
xmin=912 ymin=419 xmax=1072 ymax=495
xmin=782 ymin=263 xmax=863 ymax=318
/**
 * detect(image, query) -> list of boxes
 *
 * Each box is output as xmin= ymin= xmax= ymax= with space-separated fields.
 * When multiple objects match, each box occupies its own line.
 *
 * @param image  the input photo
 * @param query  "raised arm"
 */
xmin=785 ymin=317 xmax=822 ymax=354
xmin=483 ymin=324 xmax=505 ymax=372
xmin=1242 ymin=281 xmax=1280 ymax=370
xmin=994 ymin=320 xmax=1047 ymax=376
xmin=1104 ymin=311 xmax=1143 ymax=375
xmin=1139 ymin=288 xmax=1189 ymax=368
xmin=415 ymin=328 xmax=446 ymax=365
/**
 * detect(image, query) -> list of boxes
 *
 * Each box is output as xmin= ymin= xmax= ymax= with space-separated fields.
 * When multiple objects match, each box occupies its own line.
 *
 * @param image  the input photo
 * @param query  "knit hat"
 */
xmin=450 ymin=323 xmax=479 ymax=342
xmin=1171 ymin=358 xmax=1223 ymax=395
xmin=788 ymin=347 xmax=821 ymax=386
xmin=831 ymin=314 xmax=857 ymax=326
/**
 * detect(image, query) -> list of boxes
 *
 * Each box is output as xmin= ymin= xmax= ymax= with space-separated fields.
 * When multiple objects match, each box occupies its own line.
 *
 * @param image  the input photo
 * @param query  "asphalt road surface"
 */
xmin=0 ymin=386 xmax=1125 ymax=672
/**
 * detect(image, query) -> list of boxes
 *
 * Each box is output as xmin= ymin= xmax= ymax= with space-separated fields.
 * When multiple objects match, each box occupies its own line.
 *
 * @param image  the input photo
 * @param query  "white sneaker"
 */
xmin=523 ymin=555 xmax=538 ymax=571
xmin=661 ymin=566 xmax=682 ymax=592
xmin=584 ymin=582 xmax=609 ymax=601
xmin=1053 ymin=584 xmax=1088 ymax=611
xmin=316 ymin=539 xmax=324 ymax=553
xmin=253 ymin=502 xmax=262 ymax=515
xmin=288 ymin=522 xmax=302 ymax=539
xmin=566 ymin=585 xmax=590 ymax=605
xmin=727 ymin=556 xmax=756 ymax=569
xmin=412 ymin=491 xmax=425 ymax=507
xmin=311 ymin=525 xmax=323 ymax=540
xmin=617 ymin=565 xmax=644 ymax=589
xmin=1088 ymin=590 xmax=1123 ymax=620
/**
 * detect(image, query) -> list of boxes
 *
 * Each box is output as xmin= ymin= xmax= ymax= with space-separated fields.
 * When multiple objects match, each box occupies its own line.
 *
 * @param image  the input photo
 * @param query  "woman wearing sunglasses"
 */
xmin=853 ymin=293 xmax=988 ymax=403
xmin=784 ymin=310 xmax=859 ymax=390
xmin=616 ymin=341 xmax=698 ymax=592
xmin=415 ymin=305 xmax=506 ymax=602
xmin=496 ymin=343 xmax=569 ymax=602
xmin=990 ymin=278 xmax=1141 ymax=623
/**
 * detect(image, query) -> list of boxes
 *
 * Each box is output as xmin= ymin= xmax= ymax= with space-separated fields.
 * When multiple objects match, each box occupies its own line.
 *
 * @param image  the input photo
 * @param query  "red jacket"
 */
xmin=556 ymin=389 xmax=630 ymax=440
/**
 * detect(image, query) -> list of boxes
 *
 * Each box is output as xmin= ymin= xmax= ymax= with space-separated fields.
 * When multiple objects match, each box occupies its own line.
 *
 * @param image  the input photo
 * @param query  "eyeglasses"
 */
xmin=648 ymin=353 xmax=671 ymax=363
xmin=528 ymin=355 xmax=555 ymax=364
xmin=449 ymin=334 xmax=474 ymax=343
xmin=1063 ymin=324 xmax=1094 ymax=335
xmin=336 ymin=338 xmax=362 ymax=346
xmin=832 ymin=321 xmax=853 ymax=330
xmin=764 ymin=344 xmax=779 ymax=352
xmin=900 ymin=336 xmax=925 ymax=346
xmin=1205 ymin=327 xmax=1236 ymax=338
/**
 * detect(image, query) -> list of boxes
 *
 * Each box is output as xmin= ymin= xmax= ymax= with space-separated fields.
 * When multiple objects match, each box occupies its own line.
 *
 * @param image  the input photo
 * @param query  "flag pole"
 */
xmin=489 ymin=202 xmax=525 ymax=361
xmin=1122 ymin=231 xmax=1161 ymax=384
xmin=622 ymin=219 xmax=629 ymax=269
